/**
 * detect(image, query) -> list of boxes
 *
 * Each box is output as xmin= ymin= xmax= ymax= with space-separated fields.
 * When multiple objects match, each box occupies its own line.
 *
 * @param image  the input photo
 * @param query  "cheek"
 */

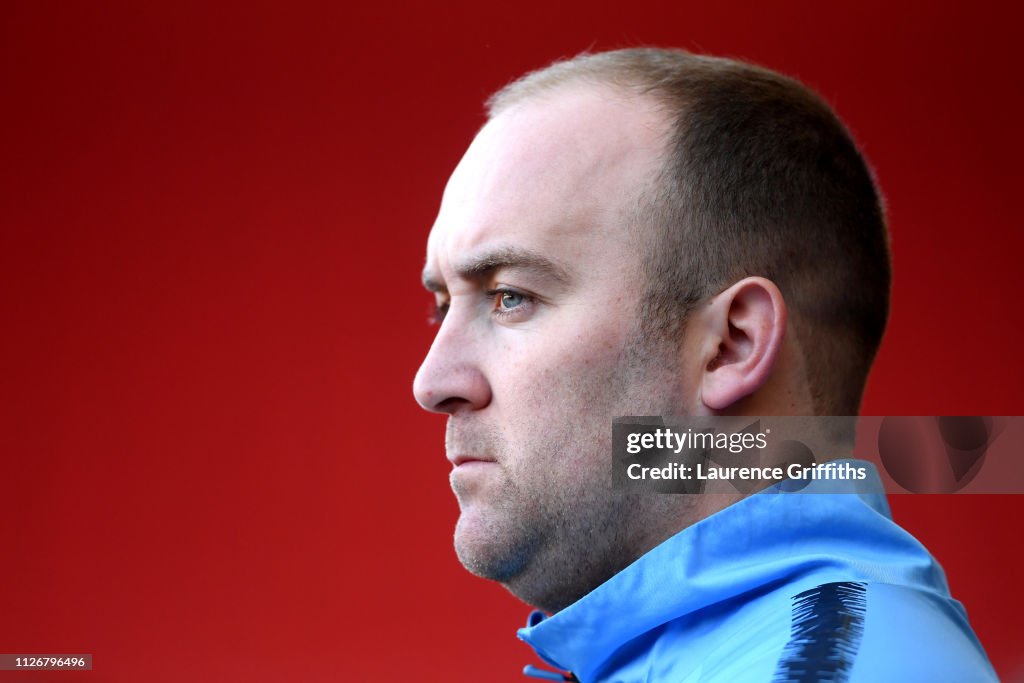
xmin=491 ymin=329 xmax=628 ymax=407
xmin=513 ymin=307 xmax=631 ymax=367
xmin=491 ymin=334 xmax=632 ymax=472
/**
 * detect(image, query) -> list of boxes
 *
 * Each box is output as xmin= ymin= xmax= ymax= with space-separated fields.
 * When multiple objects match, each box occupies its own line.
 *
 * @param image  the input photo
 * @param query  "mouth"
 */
xmin=449 ymin=454 xmax=496 ymax=467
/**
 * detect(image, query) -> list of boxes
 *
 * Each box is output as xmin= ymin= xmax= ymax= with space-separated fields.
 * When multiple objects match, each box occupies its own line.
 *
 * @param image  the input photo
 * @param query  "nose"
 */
xmin=413 ymin=315 xmax=492 ymax=414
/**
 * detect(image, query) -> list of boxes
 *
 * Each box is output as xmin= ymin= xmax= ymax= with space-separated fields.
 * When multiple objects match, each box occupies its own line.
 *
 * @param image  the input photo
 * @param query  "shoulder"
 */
xmin=769 ymin=580 xmax=996 ymax=682
xmin=846 ymin=581 xmax=997 ymax=682
xmin=666 ymin=579 xmax=997 ymax=683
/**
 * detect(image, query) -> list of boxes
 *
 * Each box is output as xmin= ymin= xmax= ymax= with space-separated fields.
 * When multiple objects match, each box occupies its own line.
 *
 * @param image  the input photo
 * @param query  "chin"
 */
xmin=453 ymin=509 xmax=534 ymax=583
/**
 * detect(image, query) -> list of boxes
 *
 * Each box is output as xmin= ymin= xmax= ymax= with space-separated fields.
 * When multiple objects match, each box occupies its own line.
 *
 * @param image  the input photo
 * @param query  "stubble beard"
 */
xmin=448 ymin=333 xmax=689 ymax=613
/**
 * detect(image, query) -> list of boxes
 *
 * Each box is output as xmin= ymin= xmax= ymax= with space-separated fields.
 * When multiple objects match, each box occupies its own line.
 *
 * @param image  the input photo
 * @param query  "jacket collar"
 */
xmin=517 ymin=462 xmax=945 ymax=681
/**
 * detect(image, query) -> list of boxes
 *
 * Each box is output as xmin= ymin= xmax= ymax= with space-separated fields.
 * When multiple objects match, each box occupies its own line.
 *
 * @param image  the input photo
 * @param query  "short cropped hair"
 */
xmin=488 ymin=48 xmax=890 ymax=415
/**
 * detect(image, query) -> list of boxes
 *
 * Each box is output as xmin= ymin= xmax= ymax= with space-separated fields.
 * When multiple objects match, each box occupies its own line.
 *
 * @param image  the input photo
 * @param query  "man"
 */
xmin=413 ymin=49 xmax=995 ymax=682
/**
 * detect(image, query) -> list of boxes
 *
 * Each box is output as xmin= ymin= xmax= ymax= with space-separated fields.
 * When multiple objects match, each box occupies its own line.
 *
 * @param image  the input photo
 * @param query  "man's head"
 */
xmin=413 ymin=48 xmax=890 ymax=612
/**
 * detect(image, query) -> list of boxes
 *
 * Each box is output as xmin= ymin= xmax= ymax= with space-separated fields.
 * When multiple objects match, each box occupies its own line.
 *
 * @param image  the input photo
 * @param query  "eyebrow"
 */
xmin=421 ymin=246 xmax=572 ymax=293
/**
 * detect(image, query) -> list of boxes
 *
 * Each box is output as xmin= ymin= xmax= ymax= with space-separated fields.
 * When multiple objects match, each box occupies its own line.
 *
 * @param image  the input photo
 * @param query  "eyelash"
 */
xmin=428 ymin=288 xmax=535 ymax=325
xmin=486 ymin=287 xmax=535 ymax=320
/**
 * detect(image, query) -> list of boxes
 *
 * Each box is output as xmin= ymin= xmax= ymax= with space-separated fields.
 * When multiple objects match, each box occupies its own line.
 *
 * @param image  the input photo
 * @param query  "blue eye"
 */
xmin=499 ymin=291 xmax=525 ymax=309
xmin=486 ymin=287 xmax=535 ymax=320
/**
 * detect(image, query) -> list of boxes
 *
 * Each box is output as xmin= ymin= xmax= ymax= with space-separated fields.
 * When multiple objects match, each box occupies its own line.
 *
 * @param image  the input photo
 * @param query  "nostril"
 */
xmin=435 ymin=396 xmax=469 ymax=414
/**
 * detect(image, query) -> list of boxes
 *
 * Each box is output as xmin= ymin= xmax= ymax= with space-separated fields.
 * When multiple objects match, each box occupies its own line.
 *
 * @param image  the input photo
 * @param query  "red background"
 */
xmin=2 ymin=2 xmax=1022 ymax=681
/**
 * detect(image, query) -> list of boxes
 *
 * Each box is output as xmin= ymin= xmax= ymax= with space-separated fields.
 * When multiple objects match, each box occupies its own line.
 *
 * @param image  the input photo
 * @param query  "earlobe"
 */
xmin=700 ymin=278 xmax=787 ymax=411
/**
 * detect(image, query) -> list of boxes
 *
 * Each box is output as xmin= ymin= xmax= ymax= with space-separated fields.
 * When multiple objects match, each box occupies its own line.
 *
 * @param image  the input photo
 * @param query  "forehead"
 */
xmin=426 ymin=85 xmax=668 ymax=282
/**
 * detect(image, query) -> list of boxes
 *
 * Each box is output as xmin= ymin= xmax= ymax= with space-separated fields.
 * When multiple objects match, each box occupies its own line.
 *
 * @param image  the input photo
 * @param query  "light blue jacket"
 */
xmin=518 ymin=463 xmax=996 ymax=682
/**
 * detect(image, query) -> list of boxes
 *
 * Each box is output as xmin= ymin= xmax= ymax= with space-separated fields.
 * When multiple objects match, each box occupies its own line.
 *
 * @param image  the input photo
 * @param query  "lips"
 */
xmin=449 ymin=454 xmax=495 ymax=467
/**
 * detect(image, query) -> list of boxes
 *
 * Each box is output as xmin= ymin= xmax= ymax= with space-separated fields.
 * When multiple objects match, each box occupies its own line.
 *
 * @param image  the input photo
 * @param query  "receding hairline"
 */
xmin=485 ymin=49 xmax=777 ymax=123
xmin=486 ymin=49 xmax=677 ymax=117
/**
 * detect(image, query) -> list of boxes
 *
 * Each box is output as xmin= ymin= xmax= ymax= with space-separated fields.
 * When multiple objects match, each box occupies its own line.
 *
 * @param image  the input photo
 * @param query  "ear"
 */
xmin=698 ymin=277 xmax=787 ymax=411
